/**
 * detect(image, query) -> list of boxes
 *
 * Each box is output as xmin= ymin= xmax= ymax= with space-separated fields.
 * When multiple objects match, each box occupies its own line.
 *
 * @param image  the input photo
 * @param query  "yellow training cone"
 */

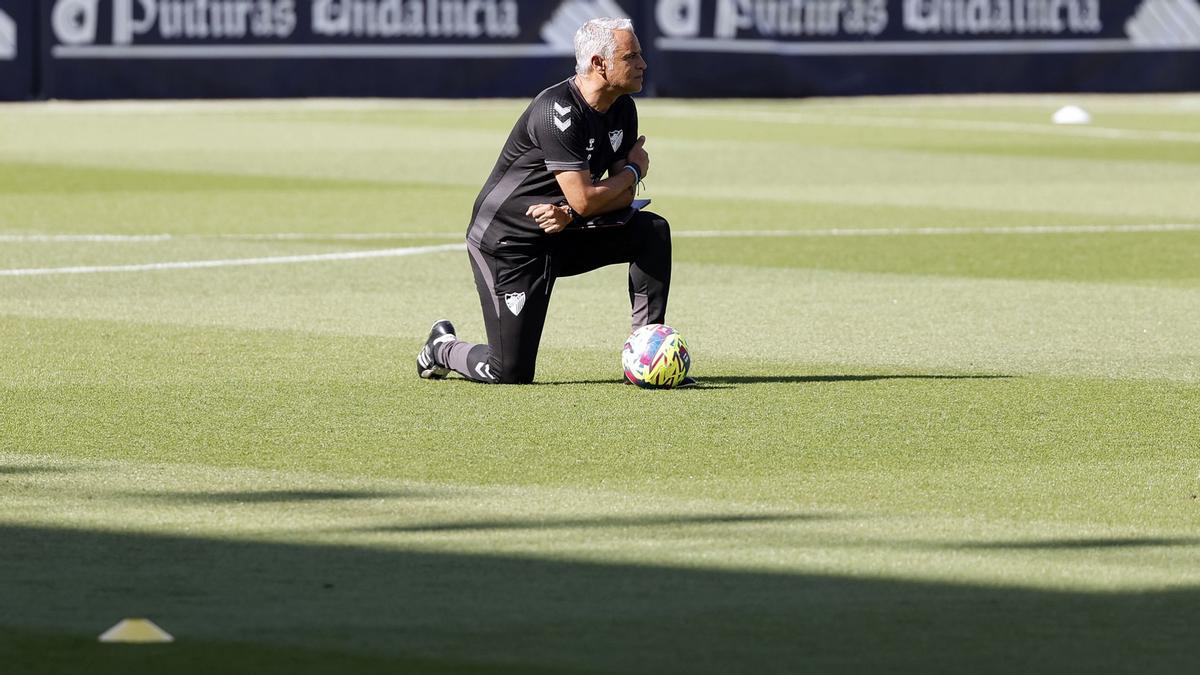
xmin=98 ymin=618 xmax=174 ymax=643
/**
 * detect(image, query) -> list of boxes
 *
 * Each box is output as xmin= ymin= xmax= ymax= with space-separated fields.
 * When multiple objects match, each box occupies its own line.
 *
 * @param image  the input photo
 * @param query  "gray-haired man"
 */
xmin=417 ymin=18 xmax=675 ymax=384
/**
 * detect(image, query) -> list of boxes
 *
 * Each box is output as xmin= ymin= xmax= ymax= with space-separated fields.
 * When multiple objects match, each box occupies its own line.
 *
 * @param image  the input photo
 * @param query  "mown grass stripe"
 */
xmin=4 ymin=223 xmax=1200 ymax=245
xmin=0 ymin=243 xmax=465 ymax=276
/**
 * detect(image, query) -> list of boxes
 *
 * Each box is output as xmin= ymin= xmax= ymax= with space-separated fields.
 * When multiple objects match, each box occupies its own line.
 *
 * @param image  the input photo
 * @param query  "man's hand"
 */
xmin=627 ymin=135 xmax=650 ymax=179
xmin=526 ymin=203 xmax=573 ymax=234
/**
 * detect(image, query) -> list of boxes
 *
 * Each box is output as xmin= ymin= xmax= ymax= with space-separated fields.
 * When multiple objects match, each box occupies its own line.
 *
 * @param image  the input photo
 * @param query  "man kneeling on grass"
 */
xmin=417 ymin=17 xmax=685 ymax=385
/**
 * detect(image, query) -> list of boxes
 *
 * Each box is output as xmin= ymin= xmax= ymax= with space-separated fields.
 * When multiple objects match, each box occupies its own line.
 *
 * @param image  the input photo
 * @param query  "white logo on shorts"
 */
xmin=505 ymin=292 xmax=526 ymax=316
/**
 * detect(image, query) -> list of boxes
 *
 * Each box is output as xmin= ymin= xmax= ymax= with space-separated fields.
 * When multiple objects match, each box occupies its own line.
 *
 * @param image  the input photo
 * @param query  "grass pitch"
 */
xmin=2 ymin=95 xmax=1200 ymax=673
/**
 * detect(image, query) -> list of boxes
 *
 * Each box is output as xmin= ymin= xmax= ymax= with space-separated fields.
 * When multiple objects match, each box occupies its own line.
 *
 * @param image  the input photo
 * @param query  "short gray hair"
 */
xmin=574 ymin=18 xmax=634 ymax=76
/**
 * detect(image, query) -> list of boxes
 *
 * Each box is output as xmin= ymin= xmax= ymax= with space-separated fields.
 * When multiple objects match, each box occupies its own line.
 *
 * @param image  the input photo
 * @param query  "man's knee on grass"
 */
xmin=489 ymin=353 xmax=536 ymax=384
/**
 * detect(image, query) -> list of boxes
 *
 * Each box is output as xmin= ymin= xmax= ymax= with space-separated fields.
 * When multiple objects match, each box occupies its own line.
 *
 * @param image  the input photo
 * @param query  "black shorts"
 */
xmin=464 ymin=210 xmax=671 ymax=384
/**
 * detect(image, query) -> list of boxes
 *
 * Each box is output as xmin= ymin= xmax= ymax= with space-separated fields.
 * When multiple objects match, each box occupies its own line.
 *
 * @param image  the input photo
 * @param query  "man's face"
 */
xmin=606 ymin=30 xmax=647 ymax=94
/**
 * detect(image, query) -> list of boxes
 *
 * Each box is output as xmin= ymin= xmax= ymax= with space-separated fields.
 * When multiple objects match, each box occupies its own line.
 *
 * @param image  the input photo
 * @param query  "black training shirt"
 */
xmin=466 ymin=77 xmax=638 ymax=254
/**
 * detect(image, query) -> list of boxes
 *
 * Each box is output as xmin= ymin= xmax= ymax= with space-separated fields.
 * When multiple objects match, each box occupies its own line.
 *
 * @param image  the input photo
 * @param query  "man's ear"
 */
xmin=591 ymin=54 xmax=607 ymax=77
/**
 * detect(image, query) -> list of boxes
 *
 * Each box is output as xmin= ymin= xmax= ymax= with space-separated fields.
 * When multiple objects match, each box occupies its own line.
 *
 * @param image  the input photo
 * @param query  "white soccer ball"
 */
xmin=622 ymin=324 xmax=691 ymax=389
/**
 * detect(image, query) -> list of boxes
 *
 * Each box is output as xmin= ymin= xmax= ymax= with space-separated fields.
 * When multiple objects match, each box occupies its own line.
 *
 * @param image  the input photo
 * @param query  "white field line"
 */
xmin=0 ymin=243 xmax=465 ymax=277
xmin=2 ymin=223 xmax=1199 ymax=245
xmin=0 ymin=232 xmax=457 ymax=242
xmin=674 ymin=223 xmax=1200 ymax=237
xmin=651 ymin=106 xmax=1200 ymax=143
xmin=2 ymin=224 xmax=1198 ymax=276
xmin=0 ymin=234 xmax=177 ymax=242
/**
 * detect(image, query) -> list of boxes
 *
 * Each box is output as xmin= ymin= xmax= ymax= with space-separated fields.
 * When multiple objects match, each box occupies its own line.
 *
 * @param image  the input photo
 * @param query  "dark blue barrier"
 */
xmin=38 ymin=0 xmax=639 ymax=97
xmin=649 ymin=0 xmax=1200 ymax=95
xmin=19 ymin=0 xmax=1200 ymax=98
xmin=0 ymin=0 xmax=35 ymax=99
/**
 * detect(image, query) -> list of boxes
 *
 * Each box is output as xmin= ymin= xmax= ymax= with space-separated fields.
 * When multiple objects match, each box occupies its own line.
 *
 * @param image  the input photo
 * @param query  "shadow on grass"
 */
xmin=698 ymin=374 xmax=1014 ymax=385
xmin=371 ymin=512 xmax=830 ymax=534
xmin=1 ymin=524 xmax=1196 ymax=674
xmin=542 ymin=374 xmax=1013 ymax=387
xmin=118 ymin=489 xmax=440 ymax=504
xmin=947 ymin=536 xmax=1200 ymax=551
xmin=0 ymin=464 xmax=77 ymax=475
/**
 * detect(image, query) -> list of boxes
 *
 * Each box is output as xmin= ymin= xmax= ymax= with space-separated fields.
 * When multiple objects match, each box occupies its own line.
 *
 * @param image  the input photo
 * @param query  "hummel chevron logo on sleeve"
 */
xmin=552 ymin=101 xmax=572 ymax=132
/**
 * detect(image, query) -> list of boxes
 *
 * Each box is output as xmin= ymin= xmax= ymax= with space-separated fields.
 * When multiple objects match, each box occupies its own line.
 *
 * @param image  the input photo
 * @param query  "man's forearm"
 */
xmin=578 ymin=166 xmax=637 ymax=216
xmin=553 ymin=155 xmax=644 ymax=217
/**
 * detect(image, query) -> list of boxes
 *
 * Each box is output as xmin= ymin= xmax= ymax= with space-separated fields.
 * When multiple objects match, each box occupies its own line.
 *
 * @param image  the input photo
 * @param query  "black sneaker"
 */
xmin=417 ymin=320 xmax=456 ymax=379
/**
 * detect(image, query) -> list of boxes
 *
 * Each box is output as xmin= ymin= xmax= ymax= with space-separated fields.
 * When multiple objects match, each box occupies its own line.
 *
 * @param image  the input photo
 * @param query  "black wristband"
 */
xmin=557 ymin=201 xmax=577 ymax=220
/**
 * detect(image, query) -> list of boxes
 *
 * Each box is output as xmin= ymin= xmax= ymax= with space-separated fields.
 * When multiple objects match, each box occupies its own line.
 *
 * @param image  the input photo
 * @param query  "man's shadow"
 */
xmin=698 ymin=374 xmax=1013 ymax=384
xmin=543 ymin=374 xmax=1013 ymax=387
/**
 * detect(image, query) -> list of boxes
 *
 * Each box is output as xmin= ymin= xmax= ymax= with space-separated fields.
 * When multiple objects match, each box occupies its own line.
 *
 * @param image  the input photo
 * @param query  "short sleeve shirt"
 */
xmin=466 ymin=77 xmax=639 ymax=254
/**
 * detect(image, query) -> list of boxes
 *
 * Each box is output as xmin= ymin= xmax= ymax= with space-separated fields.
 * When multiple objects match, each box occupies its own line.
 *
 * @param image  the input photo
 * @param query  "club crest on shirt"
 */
xmin=505 ymin=292 xmax=526 ymax=316
xmin=609 ymin=129 xmax=623 ymax=151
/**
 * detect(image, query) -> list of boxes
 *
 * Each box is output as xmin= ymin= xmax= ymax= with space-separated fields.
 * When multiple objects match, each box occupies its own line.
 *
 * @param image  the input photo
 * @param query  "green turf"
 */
xmin=677 ymin=231 xmax=1200 ymax=284
xmin=2 ymin=96 xmax=1200 ymax=673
